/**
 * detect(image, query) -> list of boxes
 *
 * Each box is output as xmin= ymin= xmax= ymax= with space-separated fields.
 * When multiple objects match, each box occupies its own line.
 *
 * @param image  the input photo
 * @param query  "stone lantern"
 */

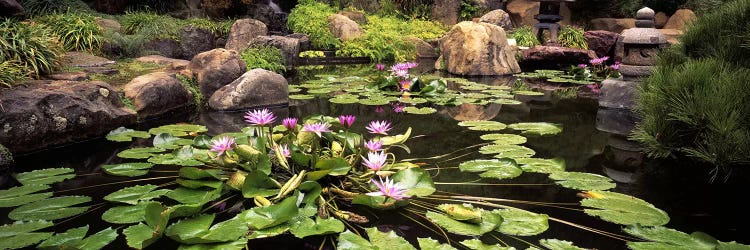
xmin=532 ymin=0 xmax=574 ymax=45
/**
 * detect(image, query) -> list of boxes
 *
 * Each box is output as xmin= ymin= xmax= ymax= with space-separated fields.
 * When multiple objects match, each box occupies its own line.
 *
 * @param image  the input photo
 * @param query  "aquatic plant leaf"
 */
xmin=246 ymin=223 xmax=290 ymax=239
xmin=507 ymin=122 xmax=562 ymax=136
xmin=479 ymin=134 xmax=527 ymax=145
xmin=458 ymin=121 xmax=507 ymax=131
xmin=513 ymin=90 xmax=545 ymax=96
xmin=0 ymin=220 xmax=54 ymax=250
xmin=104 ymin=184 xmax=170 ymax=205
xmin=117 ymin=147 xmax=165 ymax=159
xmin=315 ymin=158 xmax=351 ymax=176
xmin=192 ymin=135 xmax=212 ymax=149
xmin=548 ymin=172 xmax=615 ymax=191
xmin=37 ymin=225 xmax=88 ymax=249
xmin=149 ymin=146 xmax=204 ymax=166
xmin=482 ymin=89 xmax=511 ymax=95
xmin=418 ymin=238 xmax=458 ymax=250
xmin=8 ymin=196 xmax=90 ymax=221
xmin=359 ymin=98 xmax=390 ymax=105
xmin=179 ymin=167 xmax=225 ymax=180
xmin=289 ymin=216 xmax=345 ymax=238
xmin=237 ymin=194 xmax=299 ymax=230
xmin=539 ymin=239 xmax=587 ymax=250
xmin=459 ymin=159 xmax=517 ymax=172
xmin=166 ymin=187 xmax=222 ymax=205
xmin=176 ymin=179 xmax=223 ymax=189
xmin=242 ymin=171 xmax=280 ymax=198
xmin=153 ymin=133 xmax=194 ymax=150
xmin=102 ymin=201 xmax=160 ymax=224
xmin=624 ymin=225 xmax=717 ymax=250
xmin=290 ymin=94 xmax=314 ymax=100
xmin=123 ymin=203 xmax=170 ymax=249
xmin=73 ymin=227 xmax=118 ymax=250
xmin=464 ymin=93 xmax=492 ymax=99
xmin=580 ymin=191 xmax=669 ymax=226
xmin=106 ymin=127 xmax=152 ymax=142
xmin=365 ymin=227 xmax=416 ymax=250
xmin=491 ymin=99 xmax=523 ymax=105
xmin=425 ymin=210 xmax=502 ymax=236
xmin=337 ymin=230 xmax=375 ymax=250
xmin=479 ymin=144 xmax=536 ymax=158
xmin=288 ymin=86 xmax=301 ymax=93
xmin=352 ymin=194 xmax=409 ymax=209
xmin=166 ymin=214 xmax=247 ymax=244
xmin=0 ymin=184 xmax=52 ymax=207
xmin=392 ymin=167 xmax=435 ymax=197
xmin=717 ymin=241 xmax=750 ymax=250
xmin=329 ymin=97 xmax=360 ymax=104
xmin=403 ymin=107 xmax=437 ymax=115
xmin=177 ymin=240 xmax=247 ymax=250
xmin=102 ymin=162 xmax=154 ymax=177
xmin=460 ymin=239 xmax=514 ymax=250
xmin=14 ymin=168 xmax=75 ymax=185
xmin=399 ymin=97 xmax=428 ymax=104
xmin=515 ymin=158 xmax=566 ymax=173
xmin=149 ymin=124 xmax=208 ymax=137
xmin=308 ymin=88 xmax=337 ymax=94
xmin=479 ymin=167 xmax=523 ymax=180
xmin=493 ymin=208 xmax=549 ymax=236
xmin=381 ymin=127 xmax=412 ymax=145
xmin=461 ymin=84 xmax=489 ymax=91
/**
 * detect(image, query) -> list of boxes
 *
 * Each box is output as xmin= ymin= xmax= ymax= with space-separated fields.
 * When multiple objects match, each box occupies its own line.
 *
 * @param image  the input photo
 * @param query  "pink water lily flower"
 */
xmin=362 ymin=151 xmax=387 ymax=171
xmin=210 ymin=136 xmax=235 ymax=156
xmin=366 ymin=177 xmax=411 ymax=200
xmin=376 ymin=64 xmax=385 ymax=71
xmin=302 ymin=122 xmax=332 ymax=137
xmin=338 ymin=115 xmax=356 ymax=128
xmin=392 ymin=103 xmax=405 ymax=113
xmin=364 ymin=139 xmax=384 ymax=152
xmin=399 ymin=80 xmax=411 ymax=91
xmin=244 ymin=108 xmax=276 ymax=126
xmin=282 ymin=117 xmax=298 ymax=131
xmin=276 ymin=144 xmax=291 ymax=158
xmin=610 ymin=61 xmax=621 ymax=70
xmin=589 ymin=56 xmax=610 ymax=65
xmin=366 ymin=120 xmax=392 ymax=135
xmin=578 ymin=64 xmax=587 ymax=68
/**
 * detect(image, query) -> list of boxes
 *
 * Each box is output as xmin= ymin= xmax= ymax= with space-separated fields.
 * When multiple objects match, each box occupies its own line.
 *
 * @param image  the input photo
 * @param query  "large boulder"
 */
xmin=0 ymin=81 xmax=136 ymax=153
xmin=143 ymin=38 xmax=183 ymax=59
xmin=180 ymin=26 xmax=216 ymax=60
xmin=124 ymin=72 xmax=194 ymax=119
xmin=663 ymin=9 xmax=696 ymax=30
xmin=247 ymin=35 xmax=300 ymax=68
xmin=585 ymin=30 xmax=619 ymax=58
xmin=507 ymin=0 xmax=572 ymax=27
xmin=225 ymin=18 xmax=268 ymax=52
xmin=338 ymin=11 xmax=368 ymax=25
xmin=209 ymin=69 xmax=288 ymax=110
xmin=590 ymin=18 xmax=636 ymax=33
xmin=654 ymin=12 xmax=668 ymax=29
xmin=438 ymin=21 xmax=521 ymax=75
xmin=479 ymin=9 xmax=513 ymax=31
xmin=520 ymin=45 xmax=597 ymax=69
xmin=431 ymin=0 xmax=461 ymax=26
xmin=188 ymin=48 xmax=247 ymax=97
xmin=0 ymin=0 xmax=23 ymax=17
xmin=327 ymin=14 xmax=363 ymax=41
xmin=287 ymin=33 xmax=311 ymax=52
xmin=248 ymin=3 xmax=286 ymax=32
xmin=135 ymin=55 xmax=190 ymax=70
xmin=405 ymin=37 xmax=438 ymax=58
xmin=95 ymin=17 xmax=121 ymax=33
xmin=659 ymin=29 xmax=683 ymax=45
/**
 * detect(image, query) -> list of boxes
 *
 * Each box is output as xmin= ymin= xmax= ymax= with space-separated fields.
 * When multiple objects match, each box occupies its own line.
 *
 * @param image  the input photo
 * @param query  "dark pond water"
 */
xmin=3 ymin=61 xmax=749 ymax=249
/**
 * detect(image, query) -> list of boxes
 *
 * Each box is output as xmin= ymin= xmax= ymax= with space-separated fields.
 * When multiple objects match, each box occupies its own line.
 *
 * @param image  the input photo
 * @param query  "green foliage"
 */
xmin=684 ymin=0 xmax=730 ymax=15
xmin=460 ymin=0 xmax=481 ymax=21
xmin=35 ymin=13 xmax=102 ymax=52
xmin=287 ymin=1 xmax=340 ymax=49
xmin=182 ymin=18 xmax=234 ymax=37
xmin=0 ymin=19 xmax=61 ymax=77
xmin=103 ymin=32 xmax=147 ymax=58
xmin=120 ymin=11 xmax=181 ymax=40
xmin=0 ymin=61 xmax=27 ymax=88
xmin=336 ymin=30 xmax=416 ymax=62
xmin=8 ymin=196 xmax=91 ymax=221
xmin=90 ymin=59 xmax=164 ymax=86
xmin=509 ymin=26 xmax=541 ymax=47
xmin=240 ymin=46 xmax=286 ymax=73
xmin=176 ymin=73 xmax=205 ymax=108
xmin=20 ymin=0 xmax=92 ymax=16
xmin=558 ymin=26 xmax=587 ymax=49
xmin=580 ymin=191 xmax=670 ymax=226
xmin=679 ymin=0 xmax=750 ymax=68
xmin=13 ymin=168 xmax=75 ymax=185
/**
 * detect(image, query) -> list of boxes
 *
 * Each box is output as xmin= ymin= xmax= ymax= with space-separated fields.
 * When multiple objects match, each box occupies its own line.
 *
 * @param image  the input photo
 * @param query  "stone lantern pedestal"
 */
xmin=531 ymin=0 xmax=575 ymax=45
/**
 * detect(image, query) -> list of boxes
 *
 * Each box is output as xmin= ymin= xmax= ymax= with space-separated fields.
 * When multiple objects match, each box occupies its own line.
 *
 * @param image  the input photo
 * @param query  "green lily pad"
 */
xmin=624 ymin=225 xmax=717 ymax=250
xmin=14 ymin=168 xmax=75 ymax=186
xmin=0 ymin=184 xmax=52 ymax=207
xmin=380 ymin=127 xmax=412 ymax=145
xmin=242 ymin=171 xmax=280 ymax=198
xmin=418 ymin=238 xmax=457 ymax=250
xmin=0 ymin=220 xmax=54 ymax=250
xmin=494 ymin=208 xmax=549 ymax=236
xmin=166 ymin=187 xmax=221 ymax=205
xmin=165 ymin=214 xmax=247 ymax=244
xmin=329 ymin=97 xmax=360 ymax=104
xmin=153 ymin=133 xmax=194 ymax=150
xmin=492 ymin=99 xmax=522 ymax=105
xmin=106 ymin=127 xmax=152 ymax=142
xmin=479 ymin=144 xmax=535 ymax=158
xmin=37 ymin=226 xmax=117 ymax=250
xmin=246 ymin=223 xmax=290 ymax=239
xmin=102 ymin=162 xmax=154 ymax=177
xmin=122 ymin=203 xmax=170 ymax=249
xmin=102 ymin=201 xmax=160 ymax=224
xmin=539 ymin=239 xmax=587 ymax=250
xmin=580 ymin=191 xmax=670 ymax=226
xmin=289 ymin=216 xmax=345 ymax=238
xmin=460 ymin=239 xmax=514 ymax=250
xmin=236 ymin=194 xmax=299 ymax=230
xmin=392 ymin=168 xmax=436 ymax=197
xmin=288 ymin=86 xmax=301 ymax=93
xmin=359 ymin=98 xmax=391 ymax=106
xmin=308 ymin=88 xmax=337 ymax=94
xmin=399 ymin=97 xmax=428 ymax=104
xmin=458 ymin=121 xmax=507 ymax=131
xmin=458 ymin=159 xmax=522 ymax=179
xmin=9 ymin=196 xmax=91 ymax=221
xmin=508 ymin=122 xmax=562 ymax=136
xmin=104 ymin=184 xmax=170 ymax=205
xmin=177 ymin=240 xmax=247 ymax=250
xmin=149 ymin=124 xmax=207 ymax=137
xmin=117 ymin=147 xmax=166 ymax=159
xmin=290 ymin=94 xmax=315 ymax=100
xmin=548 ymin=172 xmax=615 ymax=191
xmin=403 ymin=107 xmax=437 ymax=115
xmin=425 ymin=210 xmax=502 ymax=236
xmin=148 ymin=146 xmax=205 ymax=166
xmin=479 ymin=134 xmax=527 ymax=145
xmin=365 ymin=227 xmax=416 ymax=250
xmin=179 ymin=167 xmax=224 ymax=180
xmin=481 ymin=89 xmax=511 ymax=95
xmin=464 ymin=93 xmax=492 ymax=99
xmin=515 ymin=158 xmax=566 ymax=173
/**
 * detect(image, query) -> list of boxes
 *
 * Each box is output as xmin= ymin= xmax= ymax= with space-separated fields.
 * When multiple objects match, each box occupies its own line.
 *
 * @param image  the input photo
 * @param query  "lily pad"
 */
xmin=359 ymin=98 xmax=391 ymax=106
xmin=0 ymin=184 xmax=52 ymax=207
xmin=458 ymin=159 xmax=522 ymax=180
xmin=14 ymin=168 xmax=75 ymax=186
xmin=37 ymin=226 xmax=117 ymax=250
xmin=548 ymin=172 xmax=615 ymax=191
xmin=104 ymin=184 xmax=170 ymax=205
xmin=392 ymin=168 xmax=436 ymax=197
xmin=102 ymin=201 xmax=160 ymax=224
xmin=539 ymin=239 xmax=587 ymax=250
xmin=148 ymin=146 xmax=205 ymax=166
xmin=399 ymin=97 xmax=428 ymax=104
xmin=177 ymin=240 xmax=247 ymax=250
xmin=494 ymin=208 xmax=549 ymax=236
xmin=308 ymin=88 xmax=337 ymax=94
xmin=580 ymin=191 xmax=670 ymax=226
xmin=425 ymin=210 xmax=502 ymax=236
xmin=165 ymin=214 xmax=247 ymax=244
xmin=288 ymin=86 xmax=301 ymax=93
xmin=166 ymin=187 xmax=222 ymax=205
xmin=479 ymin=144 xmax=535 ymax=158
xmin=122 ymin=203 xmax=170 ymax=249
xmin=464 ymin=93 xmax=492 ymax=99
xmin=329 ymin=97 xmax=360 ymax=104
xmin=106 ymin=127 xmax=151 ymax=142
xmin=290 ymin=94 xmax=315 ymax=100
xmin=236 ymin=194 xmax=299 ymax=230
xmin=153 ymin=133 xmax=194 ymax=150
xmin=513 ymin=90 xmax=545 ymax=96
xmin=508 ymin=122 xmax=562 ymax=136
xmin=460 ymin=239 xmax=514 ymax=250
xmin=403 ymin=107 xmax=437 ymax=115
xmin=246 ymin=223 xmax=290 ymax=240
xmin=418 ymin=238 xmax=457 ymax=250
xmin=366 ymin=227 xmax=416 ymax=250
xmin=0 ymin=220 xmax=54 ymax=250
xmin=458 ymin=121 xmax=507 ymax=131
xmin=491 ymin=99 xmax=522 ymax=105
xmin=460 ymin=84 xmax=489 ymax=91
xmin=117 ymin=147 xmax=166 ymax=159
xmin=102 ymin=162 xmax=154 ymax=177
xmin=624 ymin=225 xmax=717 ymax=250
xmin=242 ymin=171 xmax=280 ymax=198
xmin=479 ymin=134 xmax=527 ymax=145
xmin=289 ymin=216 xmax=345 ymax=238
xmin=515 ymin=158 xmax=566 ymax=173
xmin=9 ymin=196 xmax=91 ymax=221
xmin=149 ymin=124 xmax=207 ymax=137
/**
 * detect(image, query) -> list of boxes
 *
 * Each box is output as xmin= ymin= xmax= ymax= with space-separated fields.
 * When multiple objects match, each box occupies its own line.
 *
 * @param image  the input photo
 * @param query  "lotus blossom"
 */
xmin=366 ymin=120 xmax=392 ymax=135
xmin=302 ymin=122 xmax=332 ymax=137
xmin=392 ymin=62 xmax=418 ymax=70
xmin=209 ymin=136 xmax=235 ymax=156
xmin=399 ymin=80 xmax=411 ymax=91
xmin=610 ymin=61 xmax=621 ymax=70
xmin=577 ymin=64 xmax=587 ymax=68
xmin=338 ymin=115 xmax=356 ymax=128
xmin=282 ymin=117 xmax=298 ymax=130
xmin=391 ymin=68 xmax=409 ymax=78
xmin=362 ymin=151 xmax=388 ymax=171
xmin=245 ymin=108 xmax=276 ymax=126
xmin=276 ymin=144 xmax=291 ymax=158
xmin=366 ymin=177 xmax=411 ymax=200
xmin=376 ymin=64 xmax=385 ymax=71
xmin=589 ymin=56 xmax=610 ymax=65
xmin=392 ymin=103 xmax=405 ymax=113
xmin=364 ymin=139 xmax=384 ymax=151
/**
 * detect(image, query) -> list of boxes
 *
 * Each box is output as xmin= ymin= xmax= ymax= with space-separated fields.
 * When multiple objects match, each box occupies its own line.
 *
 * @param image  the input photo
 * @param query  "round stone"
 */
xmin=636 ymin=7 xmax=655 ymax=20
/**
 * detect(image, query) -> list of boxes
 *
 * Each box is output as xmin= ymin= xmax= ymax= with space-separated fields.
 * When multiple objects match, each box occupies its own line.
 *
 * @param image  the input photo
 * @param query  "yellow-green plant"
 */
xmin=287 ymin=0 xmax=340 ymax=50
xmin=241 ymin=46 xmax=286 ymax=73
xmin=509 ymin=26 xmax=541 ymax=47
xmin=0 ymin=19 xmax=61 ymax=77
xmin=20 ymin=0 xmax=92 ymax=16
xmin=120 ymin=11 xmax=181 ymax=40
xmin=36 ymin=13 xmax=103 ymax=52
xmin=558 ymin=25 xmax=587 ymax=49
xmin=0 ymin=61 xmax=27 ymax=87
xmin=182 ymin=18 xmax=235 ymax=37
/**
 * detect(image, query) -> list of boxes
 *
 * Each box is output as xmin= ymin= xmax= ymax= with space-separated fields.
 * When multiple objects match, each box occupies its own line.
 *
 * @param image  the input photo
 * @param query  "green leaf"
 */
xmin=479 ymin=144 xmax=536 ymax=158
xmin=14 ymin=168 xmax=75 ymax=185
xmin=315 ymin=158 xmax=351 ymax=176
xmin=0 ymin=184 xmax=52 ymax=207
xmin=102 ymin=201 xmax=160 ymax=224
xmin=460 ymin=239 xmax=514 ymax=250
xmin=359 ymin=98 xmax=390 ymax=105
xmin=149 ymin=124 xmax=208 ymax=137
xmin=149 ymin=146 xmax=205 ymax=166
xmin=106 ymin=127 xmax=151 ymax=142
xmin=548 ymin=172 xmax=616 ymax=191
xmin=365 ymin=227 xmax=416 ymax=250
xmin=352 ymin=194 xmax=409 ymax=210
xmin=242 ymin=171 xmax=280 ymax=198
xmin=290 ymin=94 xmax=315 ymax=100
xmin=153 ymin=133 xmax=195 ymax=150
xmin=73 ymin=227 xmax=118 ymax=250
xmin=9 ymin=196 xmax=91 ymax=220
xmin=507 ymin=122 xmax=562 ymax=136
xmin=0 ymin=220 xmax=54 ymax=250
xmin=246 ymin=223 xmax=290 ymax=239
xmin=539 ymin=239 xmax=587 ymax=250
xmin=624 ymin=226 xmax=716 ymax=250
xmin=166 ymin=214 xmax=247 ymax=244
xmin=117 ymin=147 xmax=166 ymax=159
xmin=391 ymin=168 xmax=435 ymax=197
xmin=494 ymin=208 xmax=549 ymax=236
xmin=479 ymin=134 xmax=527 ymax=145
xmin=513 ymin=90 xmax=545 ymax=96
xmin=491 ymin=99 xmax=523 ymax=105
xmin=403 ymin=107 xmax=437 ymax=114
xmin=123 ymin=202 xmax=170 ymax=249
xmin=104 ymin=184 xmax=170 ymax=205
xmin=458 ymin=121 xmax=508 ymax=131
xmin=418 ymin=238 xmax=458 ymax=250
xmin=289 ymin=216 xmax=345 ymax=238
xmin=179 ymin=167 xmax=225 ymax=180
xmin=580 ymin=191 xmax=670 ymax=226
xmin=459 ymin=159 xmax=522 ymax=180
xmin=166 ymin=187 xmax=222 ymax=205
xmin=102 ymin=162 xmax=154 ymax=177
xmin=237 ymin=194 xmax=299 ymax=230
xmin=37 ymin=225 xmax=88 ymax=250
xmin=515 ymin=158 xmax=566 ymax=173
xmin=718 ymin=241 xmax=750 ymax=250
xmin=192 ymin=135 xmax=213 ymax=149
xmin=176 ymin=179 xmax=223 ymax=189
xmin=177 ymin=240 xmax=247 ymax=250
xmin=381 ymin=127 xmax=412 ymax=145
xmin=425 ymin=210 xmax=502 ymax=236
xmin=337 ymin=230 xmax=375 ymax=250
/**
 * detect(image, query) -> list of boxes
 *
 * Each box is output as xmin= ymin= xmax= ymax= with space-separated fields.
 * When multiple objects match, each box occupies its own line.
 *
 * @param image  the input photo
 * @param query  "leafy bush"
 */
xmin=0 ymin=61 xmax=27 ymax=88
xmin=182 ymin=18 xmax=235 ymax=37
xmin=176 ymin=74 xmax=204 ymax=108
xmin=19 ymin=0 xmax=92 ymax=16
xmin=35 ymin=13 xmax=103 ymax=52
xmin=460 ymin=0 xmax=480 ymax=21
xmin=240 ymin=46 xmax=286 ymax=73
xmin=679 ymin=0 xmax=750 ymax=68
xmin=683 ymin=0 xmax=729 ymax=15
xmin=103 ymin=32 xmax=147 ymax=58
xmin=336 ymin=30 xmax=416 ymax=62
xmin=558 ymin=25 xmax=588 ymax=49
xmin=287 ymin=0 xmax=340 ymax=50
xmin=0 ymin=19 xmax=61 ymax=77
xmin=509 ymin=26 xmax=541 ymax=47
xmin=120 ymin=11 xmax=181 ymax=40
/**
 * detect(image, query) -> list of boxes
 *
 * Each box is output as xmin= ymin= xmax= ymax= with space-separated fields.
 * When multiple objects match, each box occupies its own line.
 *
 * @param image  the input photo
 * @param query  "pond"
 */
xmin=2 ymin=60 xmax=748 ymax=249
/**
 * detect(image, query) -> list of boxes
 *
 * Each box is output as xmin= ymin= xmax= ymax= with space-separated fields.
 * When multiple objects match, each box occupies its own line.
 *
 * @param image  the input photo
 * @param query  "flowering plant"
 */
xmin=570 ymin=56 xmax=621 ymax=80
xmin=371 ymin=62 xmax=447 ymax=96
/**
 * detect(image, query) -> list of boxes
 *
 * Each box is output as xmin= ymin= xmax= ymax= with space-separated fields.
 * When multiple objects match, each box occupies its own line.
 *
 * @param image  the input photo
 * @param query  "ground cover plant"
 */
xmin=240 ymin=46 xmax=286 ymax=73
xmin=0 ymin=18 xmax=61 ymax=79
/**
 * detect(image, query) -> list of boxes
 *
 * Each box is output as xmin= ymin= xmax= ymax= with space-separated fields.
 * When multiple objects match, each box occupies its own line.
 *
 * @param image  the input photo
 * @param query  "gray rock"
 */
xmin=654 ymin=12 xmax=668 ymax=29
xmin=135 ymin=55 xmax=190 ymax=70
xmin=0 ymin=81 xmax=136 ymax=153
xmin=598 ymin=78 xmax=637 ymax=109
xmin=590 ymin=18 xmax=636 ymax=33
xmin=338 ymin=11 xmax=367 ymax=25
xmin=180 ymin=26 xmax=216 ymax=60
xmin=405 ymin=37 xmax=438 ymax=58
xmin=619 ymin=65 xmax=654 ymax=79
xmin=327 ymin=14 xmax=363 ymax=41
xmin=585 ymin=30 xmax=619 ymax=58
xmin=209 ymin=69 xmax=288 ymax=111
xmin=286 ymin=33 xmax=311 ymax=52
xmin=247 ymin=35 xmax=300 ymax=68
xmin=188 ymin=48 xmax=247 ymax=97
xmin=596 ymin=108 xmax=639 ymax=136
xmin=47 ymin=72 xmax=88 ymax=81
xmin=95 ymin=17 xmax=121 ymax=33
xmin=60 ymin=52 xmax=116 ymax=68
xmin=439 ymin=21 xmax=520 ymax=75
xmin=431 ymin=0 xmax=461 ymax=26
xmin=0 ymin=0 xmax=23 ymax=17
xmin=143 ymin=38 xmax=183 ymax=59
xmin=225 ymin=18 xmax=268 ymax=52
xmin=520 ymin=45 xmax=597 ymax=68
xmin=124 ymin=72 xmax=193 ymax=119
xmin=479 ymin=9 xmax=513 ymax=31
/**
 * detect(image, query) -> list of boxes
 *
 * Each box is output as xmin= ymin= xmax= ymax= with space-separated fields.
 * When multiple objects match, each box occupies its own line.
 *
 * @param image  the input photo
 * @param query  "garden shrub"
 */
xmin=335 ymin=15 xmax=445 ymax=62
xmin=460 ymin=0 xmax=480 ymax=21
xmin=19 ymin=0 xmax=92 ymax=16
xmin=0 ymin=19 xmax=61 ymax=77
xmin=684 ymin=0 xmax=730 ymax=15
xmin=120 ymin=11 xmax=181 ymax=40
xmin=287 ymin=0 xmax=340 ymax=50
xmin=240 ymin=46 xmax=286 ymax=73
xmin=558 ymin=25 xmax=587 ymax=49
xmin=35 ymin=13 xmax=103 ymax=52
xmin=509 ymin=26 xmax=541 ymax=47
xmin=103 ymin=32 xmax=147 ymax=58
xmin=679 ymin=0 xmax=750 ymax=68
xmin=0 ymin=61 xmax=27 ymax=88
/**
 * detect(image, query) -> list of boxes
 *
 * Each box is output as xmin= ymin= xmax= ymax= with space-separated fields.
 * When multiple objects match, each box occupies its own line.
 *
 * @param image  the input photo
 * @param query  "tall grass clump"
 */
xmin=0 ymin=61 xmax=27 ymax=87
xmin=240 ymin=46 xmax=286 ymax=73
xmin=632 ymin=0 xmax=750 ymax=179
xmin=120 ymin=11 xmax=181 ymax=40
xmin=0 ymin=19 xmax=61 ymax=77
xmin=20 ymin=0 xmax=92 ymax=16
xmin=509 ymin=26 xmax=541 ymax=47
xmin=35 ymin=13 xmax=103 ymax=52
xmin=335 ymin=15 xmax=444 ymax=62
xmin=287 ymin=0 xmax=340 ymax=50
xmin=558 ymin=25 xmax=587 ymax=49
